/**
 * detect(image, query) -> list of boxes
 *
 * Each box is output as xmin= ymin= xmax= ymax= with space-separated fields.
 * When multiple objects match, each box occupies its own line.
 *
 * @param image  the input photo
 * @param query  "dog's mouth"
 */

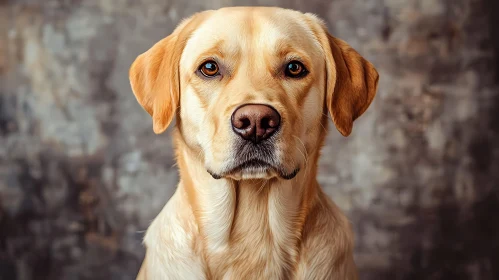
xmin=207 ymin=138 xmax=299 ymax=180
xmin=235 ymin=159 xmax=272 ymax=171
xmin=208 ymin=158 xmax=299 ymax=180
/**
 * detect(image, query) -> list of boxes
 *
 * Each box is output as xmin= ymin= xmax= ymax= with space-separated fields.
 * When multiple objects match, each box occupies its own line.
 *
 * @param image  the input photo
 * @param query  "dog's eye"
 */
xmin=199 ymin=61 xmax=219 ymax=77
xmin=285 ymin=61 xmax=308 ymax=78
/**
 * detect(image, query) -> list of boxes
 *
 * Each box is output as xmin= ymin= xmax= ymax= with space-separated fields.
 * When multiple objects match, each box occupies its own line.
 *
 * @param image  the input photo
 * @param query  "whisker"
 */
xmin=293 ymin=135 xmax=313 ymax=181
xmin=319 ymin=121 xmax=328 ymax=134
xmin=256 ymin=179 xmax=268 ymax=195
xmin=292 ymin=135 xmax=308 ymax=166
xmin=292 ymin=135 xmax=308 ymax=180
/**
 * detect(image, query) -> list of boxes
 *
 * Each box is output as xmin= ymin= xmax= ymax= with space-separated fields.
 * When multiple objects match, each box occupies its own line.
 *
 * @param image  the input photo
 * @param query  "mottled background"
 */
xmin=1 ymin=0 xmax=498 ymax=279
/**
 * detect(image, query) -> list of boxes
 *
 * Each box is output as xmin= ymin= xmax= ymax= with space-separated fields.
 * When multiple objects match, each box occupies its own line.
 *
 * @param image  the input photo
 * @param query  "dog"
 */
xmin=129 ymin=6 xmax=378 ymax=280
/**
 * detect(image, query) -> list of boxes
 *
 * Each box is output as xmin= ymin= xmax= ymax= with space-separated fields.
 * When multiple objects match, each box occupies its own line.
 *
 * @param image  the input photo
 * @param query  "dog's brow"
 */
xmin=263 ymin=39 xmax=311 ymax=76
xmin=197 ymin=41 xmax=226 ymax=60
xmin=274 ymin=39 xmax=311 ymax=61
xmin=274 ymin=39 xmax=295 ymax=57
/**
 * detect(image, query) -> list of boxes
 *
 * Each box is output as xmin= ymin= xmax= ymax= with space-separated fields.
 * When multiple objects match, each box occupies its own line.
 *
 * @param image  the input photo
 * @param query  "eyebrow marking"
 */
xmin=192 ymin=38 xmax=242 ymax=80
xmin=263 ymin=38 xmax=312 ymax=76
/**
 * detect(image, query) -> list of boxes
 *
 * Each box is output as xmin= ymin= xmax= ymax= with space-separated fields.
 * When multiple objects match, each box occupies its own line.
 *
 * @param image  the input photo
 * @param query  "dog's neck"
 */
xmin=173 ymin=129 xmax=322 ymax=275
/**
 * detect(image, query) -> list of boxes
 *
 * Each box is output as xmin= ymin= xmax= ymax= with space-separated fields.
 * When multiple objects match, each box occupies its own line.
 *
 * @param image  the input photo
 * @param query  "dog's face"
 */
xmin=129 ymin=7 xmax=378 ymax=181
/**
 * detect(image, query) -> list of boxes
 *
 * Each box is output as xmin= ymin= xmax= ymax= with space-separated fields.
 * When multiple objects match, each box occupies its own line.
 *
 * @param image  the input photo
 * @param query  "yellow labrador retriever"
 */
xmin=129 ymin=6 xmax=378 ymax=280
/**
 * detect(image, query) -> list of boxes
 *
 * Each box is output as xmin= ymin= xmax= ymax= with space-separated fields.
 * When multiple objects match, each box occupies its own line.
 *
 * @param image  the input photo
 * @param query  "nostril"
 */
xmin=240 ymin=117 xmax=251 ymax=129
xmin=260 ymin=117 xmax=273 ymax=129
xmin=234 ymin=116 xmax=251 ymax=130
xmin=265 ymin=117 xmax=279 ymax=129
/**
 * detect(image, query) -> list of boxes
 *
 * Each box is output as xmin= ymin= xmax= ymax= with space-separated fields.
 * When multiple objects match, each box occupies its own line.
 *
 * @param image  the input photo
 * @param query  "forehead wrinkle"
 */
xmin=235 ymin=11 xmax=269 ymax=87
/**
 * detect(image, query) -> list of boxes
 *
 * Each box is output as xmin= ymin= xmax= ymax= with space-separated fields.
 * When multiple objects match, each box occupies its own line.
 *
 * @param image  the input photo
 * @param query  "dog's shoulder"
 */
xmin=139 ymin=189 xmax=207 ymax=279
xmin=295 ymin=190 xmax=358 ymax=280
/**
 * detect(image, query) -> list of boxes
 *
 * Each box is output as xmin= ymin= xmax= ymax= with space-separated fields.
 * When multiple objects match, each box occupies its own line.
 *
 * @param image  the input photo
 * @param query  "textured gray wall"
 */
xmin=1 ymin=0 xmax=498 ymax=279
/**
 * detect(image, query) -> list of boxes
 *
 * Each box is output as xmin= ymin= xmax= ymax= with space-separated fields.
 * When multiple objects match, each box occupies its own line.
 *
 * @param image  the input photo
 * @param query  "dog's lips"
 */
xmin=225 ymin=158 xmax=274 ymax=176
xmin=236 ymin=159 xmax=272 ymax=170
xmin=207 ymin=158 xmax=300 ymax=180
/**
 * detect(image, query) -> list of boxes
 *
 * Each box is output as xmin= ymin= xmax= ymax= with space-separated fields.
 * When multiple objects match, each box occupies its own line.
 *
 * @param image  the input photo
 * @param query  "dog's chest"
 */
xmin=204 ymin=186 xmax=302 ymax=280
xmin=208 ymin=225 xmax=298 ymax=280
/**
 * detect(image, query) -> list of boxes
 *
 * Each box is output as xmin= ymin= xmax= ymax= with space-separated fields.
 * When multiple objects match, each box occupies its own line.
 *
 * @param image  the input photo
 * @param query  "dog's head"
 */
xmin=129 ymin=7 xmax=378 ymax=181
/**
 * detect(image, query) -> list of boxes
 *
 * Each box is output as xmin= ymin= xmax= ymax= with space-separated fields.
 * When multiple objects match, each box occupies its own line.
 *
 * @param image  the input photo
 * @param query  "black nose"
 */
xmin=231 ymin=104 xmax=281 ymax=144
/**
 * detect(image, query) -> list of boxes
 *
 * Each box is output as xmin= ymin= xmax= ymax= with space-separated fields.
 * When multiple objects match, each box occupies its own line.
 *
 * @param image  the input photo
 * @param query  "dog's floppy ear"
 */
xmin=306 ymin=15 xmax=379 ymax=136
xmin=129 ymin=13 xmax=205 ymax=134
xmin=325 ymin=36 xmax=379 ymax=136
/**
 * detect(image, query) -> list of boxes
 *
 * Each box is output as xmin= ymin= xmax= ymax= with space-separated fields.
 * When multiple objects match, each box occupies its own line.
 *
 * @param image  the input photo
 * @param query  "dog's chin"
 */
xmin=227 ymin=167 xmax=275 ymax=180
xmin=207 ymin=160 xmax=300 ymax=181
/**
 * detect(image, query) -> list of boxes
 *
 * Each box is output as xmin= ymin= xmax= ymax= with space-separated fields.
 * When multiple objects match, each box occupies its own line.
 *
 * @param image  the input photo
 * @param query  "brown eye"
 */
xmin=285 ymin=61 xmax=308 ymax=78
xmin=199 ymin=61 xmax=219 ymax=77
